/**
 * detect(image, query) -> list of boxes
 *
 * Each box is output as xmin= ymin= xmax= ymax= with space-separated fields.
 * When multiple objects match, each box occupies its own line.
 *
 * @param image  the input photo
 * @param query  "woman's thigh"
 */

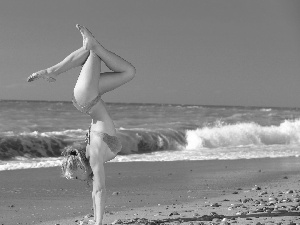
xmin=74 ymin=52 xmax=101 ymax=101
xmin=98 ymin=71 xmax=134 ymax=95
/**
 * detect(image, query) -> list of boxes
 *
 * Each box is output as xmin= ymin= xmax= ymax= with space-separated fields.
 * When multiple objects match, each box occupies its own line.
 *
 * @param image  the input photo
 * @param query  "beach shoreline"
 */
xmin=1 ymin=157 xmax=300 ymax=225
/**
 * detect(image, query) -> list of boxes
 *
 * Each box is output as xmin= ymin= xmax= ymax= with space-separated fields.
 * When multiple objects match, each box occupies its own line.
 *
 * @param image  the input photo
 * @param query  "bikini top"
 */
xmin=85 ymin=126 xmax=122 ymax=154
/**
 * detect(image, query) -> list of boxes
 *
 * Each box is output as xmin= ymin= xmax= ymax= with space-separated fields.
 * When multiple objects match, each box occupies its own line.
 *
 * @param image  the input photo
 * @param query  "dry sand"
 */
xmin=1 ymin=157 xmax=300 ymax=225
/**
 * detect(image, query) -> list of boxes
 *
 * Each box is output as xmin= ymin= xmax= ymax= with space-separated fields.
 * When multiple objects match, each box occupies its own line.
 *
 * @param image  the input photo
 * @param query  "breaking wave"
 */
xmin=0 ymin=129 xmax=187 ymax=160
xmin=186 ymin=119 xmax=300 ymax=149
xmin=1 ymin=119 xmax=300 ymax=171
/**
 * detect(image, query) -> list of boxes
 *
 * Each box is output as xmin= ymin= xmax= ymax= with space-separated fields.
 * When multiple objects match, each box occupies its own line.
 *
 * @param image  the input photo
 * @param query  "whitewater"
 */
xmin=1 ymin=100 xmax=300 ymax=171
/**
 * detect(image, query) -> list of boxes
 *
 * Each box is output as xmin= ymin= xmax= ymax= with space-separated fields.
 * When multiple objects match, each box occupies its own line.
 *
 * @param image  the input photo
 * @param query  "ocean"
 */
xmin=1 ymin=100 xmax=300 ymax=171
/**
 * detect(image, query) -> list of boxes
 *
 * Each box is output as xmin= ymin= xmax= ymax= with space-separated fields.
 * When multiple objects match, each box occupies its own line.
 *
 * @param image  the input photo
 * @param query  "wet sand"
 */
xmin=1 ymin=157 xmax=300 ymax=225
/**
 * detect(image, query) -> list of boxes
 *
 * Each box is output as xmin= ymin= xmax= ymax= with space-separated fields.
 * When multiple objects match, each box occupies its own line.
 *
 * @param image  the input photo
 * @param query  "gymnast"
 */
xmin=27 ymin=24 xmax=136 ymax=225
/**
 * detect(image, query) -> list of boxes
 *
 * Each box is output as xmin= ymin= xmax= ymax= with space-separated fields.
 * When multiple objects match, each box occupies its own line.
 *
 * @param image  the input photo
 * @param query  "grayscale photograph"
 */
xmin=1 ymin=1 xmax=300 ymax=224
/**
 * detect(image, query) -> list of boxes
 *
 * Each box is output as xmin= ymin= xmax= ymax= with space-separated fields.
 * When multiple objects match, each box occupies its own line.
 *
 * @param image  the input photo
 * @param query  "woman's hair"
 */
xmin=61 ymin=143 xmax=93 ymax=185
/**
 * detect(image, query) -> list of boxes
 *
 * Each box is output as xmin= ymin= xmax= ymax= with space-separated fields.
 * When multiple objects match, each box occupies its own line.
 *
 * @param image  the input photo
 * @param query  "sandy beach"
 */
xmin=1 ymin=157 xmax=300 ymax=225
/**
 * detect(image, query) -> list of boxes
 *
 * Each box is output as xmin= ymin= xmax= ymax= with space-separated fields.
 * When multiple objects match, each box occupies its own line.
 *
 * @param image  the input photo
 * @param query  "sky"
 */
xmin=1 ymin=0 xmax=300 ymax=107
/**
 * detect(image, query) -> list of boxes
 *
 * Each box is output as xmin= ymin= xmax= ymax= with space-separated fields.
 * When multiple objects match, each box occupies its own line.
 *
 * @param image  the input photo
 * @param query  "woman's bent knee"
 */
xmin=126 ymin=66 xmax=136 ymax=81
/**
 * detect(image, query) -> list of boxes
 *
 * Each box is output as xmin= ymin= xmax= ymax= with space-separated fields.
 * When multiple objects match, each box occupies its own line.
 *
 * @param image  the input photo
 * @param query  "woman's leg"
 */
xmin=76 ymin=25 xmax=136 ymax=95
xmin=27 ymin=47 xmax=90 ymax=82
xmin=73 ymin=51 xmax=102 ymax=103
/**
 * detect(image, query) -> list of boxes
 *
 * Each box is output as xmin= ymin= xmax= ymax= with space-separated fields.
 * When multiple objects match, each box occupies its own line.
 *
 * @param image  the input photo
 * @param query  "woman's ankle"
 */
xmin=46 ymin=68 xmax=58 ymax=78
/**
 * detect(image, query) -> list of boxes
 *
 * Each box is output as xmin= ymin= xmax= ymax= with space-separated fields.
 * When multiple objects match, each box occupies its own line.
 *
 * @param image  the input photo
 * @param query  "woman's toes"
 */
xmin=76 ymin=24 xmax=85 ymax=35
xmin=27 ymin=73 xmax=39 ymax=82
xmin=76 ymin=24 xmax=82 ymax=30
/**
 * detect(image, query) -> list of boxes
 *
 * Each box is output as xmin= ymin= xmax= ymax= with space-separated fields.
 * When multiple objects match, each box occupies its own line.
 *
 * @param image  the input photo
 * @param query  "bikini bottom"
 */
xmin=72 ymin=93 xmax=102 ymax=114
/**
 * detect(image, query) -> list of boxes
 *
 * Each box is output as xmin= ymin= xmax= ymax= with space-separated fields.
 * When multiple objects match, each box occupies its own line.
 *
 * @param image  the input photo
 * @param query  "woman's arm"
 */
xmin=92 ymin=162 xmax=106 ymax=225
xmin=89 ymin=145 xmax=106 ymax=225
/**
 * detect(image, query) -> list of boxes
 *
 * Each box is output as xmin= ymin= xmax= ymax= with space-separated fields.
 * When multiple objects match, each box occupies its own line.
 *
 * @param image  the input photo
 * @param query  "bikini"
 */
xmin=72 ymin=93 xmax=102 ymax=114
xmin=72 ymin=94 xmax=122 ymax=154
xmin=61 ymin=95 xmax=122 ymax=183
xmin=85 ymin=125 xmax=122 ymax=154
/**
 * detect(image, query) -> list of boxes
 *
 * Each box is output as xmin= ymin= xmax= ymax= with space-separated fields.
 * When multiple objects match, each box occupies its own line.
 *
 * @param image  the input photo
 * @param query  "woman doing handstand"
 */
xmin=27 ymin=24 xmax=136 ymax=225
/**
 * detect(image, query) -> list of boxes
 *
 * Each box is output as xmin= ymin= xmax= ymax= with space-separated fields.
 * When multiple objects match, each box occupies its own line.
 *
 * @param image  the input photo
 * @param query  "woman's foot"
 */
xmin=76 ymin=24 xmax=98 ymax=51
xmin=27 ymin=69 xmax=56 ymax=82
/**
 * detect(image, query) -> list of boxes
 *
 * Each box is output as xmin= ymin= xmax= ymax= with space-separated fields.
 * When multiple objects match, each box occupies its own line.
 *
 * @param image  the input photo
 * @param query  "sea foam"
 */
xmin=186 ymin=119 xmax=300 ymax=150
